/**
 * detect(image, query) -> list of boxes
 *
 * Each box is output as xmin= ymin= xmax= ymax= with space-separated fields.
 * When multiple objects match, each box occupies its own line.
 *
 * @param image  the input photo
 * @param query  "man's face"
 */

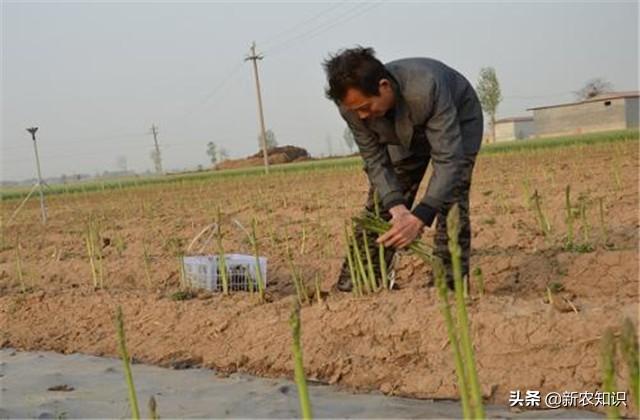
xmin=342 ymin=79 xmax=395 ymax=120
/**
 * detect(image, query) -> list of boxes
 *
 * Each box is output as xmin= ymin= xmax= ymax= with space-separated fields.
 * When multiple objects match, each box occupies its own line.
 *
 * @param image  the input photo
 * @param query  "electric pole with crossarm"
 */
xmin=245 ymin=42 xmax=270 ymax=174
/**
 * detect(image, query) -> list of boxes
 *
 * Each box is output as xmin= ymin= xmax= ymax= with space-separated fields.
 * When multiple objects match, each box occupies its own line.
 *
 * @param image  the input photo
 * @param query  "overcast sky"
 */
xmin=2 ymin=1 xmax=638 ymax=181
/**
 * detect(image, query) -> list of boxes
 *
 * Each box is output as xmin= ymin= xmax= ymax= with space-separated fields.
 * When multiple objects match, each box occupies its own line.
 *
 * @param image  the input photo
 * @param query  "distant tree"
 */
xmin=61 ymin=174 xmax=68 ymax=184
xmin=258 ymin=129 xmax=278 ymax=151
xmin=574 ymin=78 xmax=613 ymax=100
xmin=207 ymin=142 xmax=217 ymax=165
xmin=476 ymin=67 xmax=502 ymax=144
xmin=116 ymin=155 xmax=128 ymax=172
xmin=343 ymin=127 xmax=355 ymax=152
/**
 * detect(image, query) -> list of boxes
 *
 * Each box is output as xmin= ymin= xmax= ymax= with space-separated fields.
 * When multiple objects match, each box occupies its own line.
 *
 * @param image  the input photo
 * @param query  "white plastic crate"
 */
xmin=182 ymin=254 xmax=267 ymax=292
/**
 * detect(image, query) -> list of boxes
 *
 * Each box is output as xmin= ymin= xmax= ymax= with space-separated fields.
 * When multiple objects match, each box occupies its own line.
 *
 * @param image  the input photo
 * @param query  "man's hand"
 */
xmin=377 ymin=204 xmax=425 ymax=249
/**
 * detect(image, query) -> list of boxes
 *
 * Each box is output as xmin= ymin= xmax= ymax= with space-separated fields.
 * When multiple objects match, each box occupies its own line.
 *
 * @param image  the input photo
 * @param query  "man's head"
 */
xmin=323 ymin=46 xmax=395 ymax=120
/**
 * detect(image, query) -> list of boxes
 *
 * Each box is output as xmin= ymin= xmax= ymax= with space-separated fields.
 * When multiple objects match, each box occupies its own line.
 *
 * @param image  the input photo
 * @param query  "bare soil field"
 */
xmin=1 ymin=140 xmax=638 ymax=416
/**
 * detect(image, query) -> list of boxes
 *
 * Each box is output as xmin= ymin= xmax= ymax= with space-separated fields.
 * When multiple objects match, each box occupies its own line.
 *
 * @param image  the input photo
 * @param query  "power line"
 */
xmin=181 ymin=60 xmax=245 ymax=117
xmin=159 ymin=60 xmax=246 ymax=137
xmin=264 ymin=1 xmax=385 ymax=57
xmin=261 ymin=1 xmax=349 ymax=50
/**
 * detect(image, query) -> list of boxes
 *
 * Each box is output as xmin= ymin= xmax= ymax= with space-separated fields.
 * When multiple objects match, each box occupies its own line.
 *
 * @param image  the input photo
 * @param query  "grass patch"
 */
xmin=2 ymin=129 xmax=637 ymax=201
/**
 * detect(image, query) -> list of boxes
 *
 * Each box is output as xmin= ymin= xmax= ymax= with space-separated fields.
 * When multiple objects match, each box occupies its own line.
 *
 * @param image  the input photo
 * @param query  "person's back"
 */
xmin=387 ymin=58 xmax=473 ymax=107
xmin=384 ymin=57 xmax=483 ymax=154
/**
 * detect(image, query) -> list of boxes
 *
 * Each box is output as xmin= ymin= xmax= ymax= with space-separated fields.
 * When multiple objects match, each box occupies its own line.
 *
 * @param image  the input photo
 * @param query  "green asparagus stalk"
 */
xmin=373 ymin=191 xmax=389 ymax=290
xmin=620 ymin=318 xmax=639 ymax=410
xmin=286 ymin=239 xmax=308 ymax=305
xmin=350 ymin=224 xmax=371 ymax=294
xmin=343 ymin=225 xmax=361 ymax=297
xmin=353 ymin=214 xmax=437 ymax=264
xmin=434 ymin=260 xmax=471 ymax=419
xmin=361 ymin=230 xmax=378 ymax=292
xmin=290 ymin=304 xmax=313 ymax=419
xmin=448 ymin=204 xmax=485 ymax=419
xmin=601 ymin=328 xmax=620 ymax=420
xmin=215 ymin=208 xmax=229 ymax=294
xmin=115 ymin=306 xmax=140 ymax=420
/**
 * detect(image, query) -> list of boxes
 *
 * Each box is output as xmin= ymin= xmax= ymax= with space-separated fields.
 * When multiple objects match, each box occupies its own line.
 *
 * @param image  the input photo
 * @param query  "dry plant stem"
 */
xmin=215 ymin=208 xmax=229 ymax=294
xmin=85 ymin=225 xmax=97 ymax=287
xmin=546 ymin=287 xmax=555 ymax=305
xmin=300 ymin=224 xmax=307 ymax=255
xmin=565 ymin=185 xmax=574 ymax=247
xmin=286 ymin=240 xmax=307 ymax=305
xmin=522 ymin=177 xmax=532 ymax=209
xmin=448 ymin=205 xmax=485 ymax=419
xmin=15 ymin=241 xmax=25 ymax=293
xmin=532 ymin=190 xmax=551 ymax=236
xmin=142 ymin=239 xmax=153 ymax=289
xmin=85 ymin=217 xmax=104 ymax=288
xmin=115 ymin=306 xmax=140 ymax=420
xmin=601 ymin=328 xmax=620 ymax=420
xmin=251 ymin=218 xmax=266 ymax=301
xmin=290 ymin=304 xmax=313 ymax=419
xmin=472 ymin=267 xmax=484 ymax=297
xmin=599 ymin=197 xmax=608 ymax=244
xmin=177 ymin=256 xmax=187 ymax=290
xmin=314 ymin=273 xmax=322 ymax=304
xmin=611 ymin=159 xmax=622 ymax=190
xmin=148 ymin=396 xmax=158 ymax=420
xmin=580 ymin=199 xmax=590 ymax=244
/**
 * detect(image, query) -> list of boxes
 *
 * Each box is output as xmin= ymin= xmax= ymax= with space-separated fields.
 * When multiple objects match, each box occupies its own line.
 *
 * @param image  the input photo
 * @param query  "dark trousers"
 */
xmin=339 ymin=135 xmax=478 ymax=289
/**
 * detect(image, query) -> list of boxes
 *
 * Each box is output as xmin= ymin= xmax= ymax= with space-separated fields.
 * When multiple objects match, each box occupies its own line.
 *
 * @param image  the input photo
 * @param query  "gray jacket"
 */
xmin=339 ymin=57 xmax=483 ymax=224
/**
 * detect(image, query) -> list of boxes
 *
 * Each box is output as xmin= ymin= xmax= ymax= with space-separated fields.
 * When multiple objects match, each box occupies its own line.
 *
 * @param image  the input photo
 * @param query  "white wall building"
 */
xmin=493 ymin=116 xmax=535 ymax=142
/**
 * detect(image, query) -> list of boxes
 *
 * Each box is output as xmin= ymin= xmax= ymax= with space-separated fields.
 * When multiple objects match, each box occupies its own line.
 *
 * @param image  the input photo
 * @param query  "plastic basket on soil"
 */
xmin=182 ymin=254 xmax=267 ymax=292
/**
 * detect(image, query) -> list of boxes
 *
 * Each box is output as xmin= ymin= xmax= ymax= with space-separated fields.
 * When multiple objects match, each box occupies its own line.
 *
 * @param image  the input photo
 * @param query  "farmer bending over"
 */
xmin=323 ymin=47 xmax=483 ymax=291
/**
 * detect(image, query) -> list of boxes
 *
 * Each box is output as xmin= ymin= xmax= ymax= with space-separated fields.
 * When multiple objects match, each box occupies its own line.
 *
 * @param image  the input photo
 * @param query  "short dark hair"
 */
xmin=323 ymin=46 xmax=389 ymax=103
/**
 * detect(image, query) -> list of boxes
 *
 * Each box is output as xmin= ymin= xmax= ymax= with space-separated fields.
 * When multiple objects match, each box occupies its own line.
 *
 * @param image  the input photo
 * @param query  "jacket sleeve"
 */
xmin=411 ymin=77 xmax=465 ymax=227
xmin=339 ymin=107 xmax=406 ymax=211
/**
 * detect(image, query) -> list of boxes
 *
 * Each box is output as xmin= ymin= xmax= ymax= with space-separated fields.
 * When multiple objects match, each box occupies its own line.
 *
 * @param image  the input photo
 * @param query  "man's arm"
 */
xmin=411 ymin=77 xmax=465 ymax=227
xmin=339 ymin=107 xmax=406 ymax=211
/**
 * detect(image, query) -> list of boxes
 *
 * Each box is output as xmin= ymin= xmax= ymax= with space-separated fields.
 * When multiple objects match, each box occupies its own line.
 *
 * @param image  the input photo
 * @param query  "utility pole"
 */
xmin=150 ymin=124 xmax=163 ymax=174
xmin=26 ymin=127 xmax=47 ymax=224
xmin=245 ymin=41 xmax=270 ymax=174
